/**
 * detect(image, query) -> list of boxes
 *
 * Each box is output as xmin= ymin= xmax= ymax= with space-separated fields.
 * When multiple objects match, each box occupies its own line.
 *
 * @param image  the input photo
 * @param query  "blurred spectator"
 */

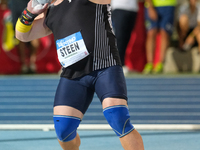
xmin=1 ymin=0 xmax=17 ymax=51
xmin=143 ymin=0 xmax=177 ymax=74
xmin=111 ymin=0 xmax=138 ymax=74
xmin=177 ymin=0 xmax=200 ymax=53
xmin=9 ymin=0 xmax=40 ymax=74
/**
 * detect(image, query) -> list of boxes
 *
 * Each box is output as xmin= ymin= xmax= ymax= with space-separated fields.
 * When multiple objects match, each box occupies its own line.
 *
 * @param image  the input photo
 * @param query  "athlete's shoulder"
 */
xmin=89 ymin=0 xmax=111 ymax=4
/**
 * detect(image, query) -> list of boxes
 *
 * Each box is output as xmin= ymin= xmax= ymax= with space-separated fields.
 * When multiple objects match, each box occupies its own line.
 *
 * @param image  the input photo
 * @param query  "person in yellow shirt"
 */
xmin=143 ymin=0 xmax=177 ymax=74
xmin=9 ymin=0 xmax=40 ymax=74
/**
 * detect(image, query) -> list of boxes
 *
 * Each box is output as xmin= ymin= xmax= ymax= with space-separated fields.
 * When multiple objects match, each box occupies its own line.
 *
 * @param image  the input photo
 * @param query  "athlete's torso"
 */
xmin=45 ymin=0 xmax=121 ymax=79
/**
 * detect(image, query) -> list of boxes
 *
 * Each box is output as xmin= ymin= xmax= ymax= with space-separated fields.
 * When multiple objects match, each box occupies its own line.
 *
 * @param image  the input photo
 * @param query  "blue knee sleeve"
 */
xmin=53 ymin=115 xmax=81 ymax=142
xmin=103 ymin=105 xmax=134 ymax=138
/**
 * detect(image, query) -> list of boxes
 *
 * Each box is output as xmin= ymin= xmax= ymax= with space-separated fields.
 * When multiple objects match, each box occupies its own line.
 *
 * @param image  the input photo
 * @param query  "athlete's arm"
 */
xmin=16 ymin=15 xmax=52 ymax=42
xmin=15 ymin=0 xmax=52 ymax=42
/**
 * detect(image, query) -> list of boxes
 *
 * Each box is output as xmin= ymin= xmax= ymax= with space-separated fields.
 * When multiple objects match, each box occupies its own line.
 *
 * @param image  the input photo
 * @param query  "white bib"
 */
xmin=56 ymin=31 xmax=89 ymax=68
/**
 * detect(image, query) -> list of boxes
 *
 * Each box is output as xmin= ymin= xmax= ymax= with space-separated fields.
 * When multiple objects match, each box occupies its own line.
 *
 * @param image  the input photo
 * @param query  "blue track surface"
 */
xmin=0 ymin=130 xmax=200 ymax=150
xmin=0 ymin=75 xmax=200 ymax=124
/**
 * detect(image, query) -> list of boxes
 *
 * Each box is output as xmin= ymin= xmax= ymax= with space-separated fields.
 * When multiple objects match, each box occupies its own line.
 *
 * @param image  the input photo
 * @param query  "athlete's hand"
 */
xmin=27 ymin=0 xmax=49 ymax=15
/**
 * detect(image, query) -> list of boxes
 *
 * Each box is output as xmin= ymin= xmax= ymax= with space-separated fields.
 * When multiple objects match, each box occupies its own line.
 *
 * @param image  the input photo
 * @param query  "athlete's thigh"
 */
xmin=95 ymin=65 xmax=127 ymax=103
xmin=54 ymin=77 xmax=95 ymax=114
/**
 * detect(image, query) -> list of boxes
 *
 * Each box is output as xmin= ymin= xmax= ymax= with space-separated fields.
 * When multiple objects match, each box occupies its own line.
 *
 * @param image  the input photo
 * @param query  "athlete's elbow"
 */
xmin=15 ymin=32 xmax=31 ymax=42
xmin=15 ymin=36 xmax=27 ymax=42
xmin=16 ymin=36 xmax=30 ymax=42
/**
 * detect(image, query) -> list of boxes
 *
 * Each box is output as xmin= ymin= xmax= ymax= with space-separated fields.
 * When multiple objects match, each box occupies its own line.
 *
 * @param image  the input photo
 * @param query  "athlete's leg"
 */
xmin=53 ymin=77 xmax=95 ymax=150
xmin=95 ymin=66 xmax=144 ymax=150
xmin=102 ymin=98 xmax=144 ymax=150
xmin=54 ymin=106 xmax=83 ymax=150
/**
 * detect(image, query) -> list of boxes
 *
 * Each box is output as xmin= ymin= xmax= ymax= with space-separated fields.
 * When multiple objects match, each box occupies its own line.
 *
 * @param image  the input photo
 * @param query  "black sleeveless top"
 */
xmin=45 ymin=0 xmax=121 ymax=79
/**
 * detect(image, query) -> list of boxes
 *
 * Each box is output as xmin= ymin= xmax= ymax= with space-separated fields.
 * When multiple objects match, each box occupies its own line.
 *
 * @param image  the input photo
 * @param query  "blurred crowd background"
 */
xmin=0 ymin=0 xmax=200 ymax=75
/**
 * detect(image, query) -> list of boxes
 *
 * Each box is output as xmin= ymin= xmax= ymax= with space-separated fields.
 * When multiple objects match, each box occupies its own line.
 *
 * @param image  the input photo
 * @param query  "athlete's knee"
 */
xmin=53 ymin=115 xmax=81 ymax=142
xmin=103 ymin=105 xmax=134 ymax=138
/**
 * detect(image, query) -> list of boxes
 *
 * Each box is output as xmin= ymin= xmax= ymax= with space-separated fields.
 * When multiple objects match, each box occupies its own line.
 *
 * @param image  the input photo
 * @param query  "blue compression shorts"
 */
xmin=145 ymin=6 xmax=175 ymax=34
xmin=54 ymin=65 xmax=127 ymax=114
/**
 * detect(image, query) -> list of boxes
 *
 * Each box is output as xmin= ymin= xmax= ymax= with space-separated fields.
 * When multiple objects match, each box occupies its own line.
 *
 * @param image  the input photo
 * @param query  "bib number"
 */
xmin=56 ymin=31 xmax=89 ymax=68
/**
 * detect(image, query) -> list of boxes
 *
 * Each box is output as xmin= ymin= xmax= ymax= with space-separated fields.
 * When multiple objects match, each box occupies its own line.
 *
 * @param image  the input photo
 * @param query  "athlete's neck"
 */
xmin=53 ymin=0 xmax=63 ymax=5
xmin=54 ymin=0 xmax=111 ymax=5
xmin=89 ymin=0 xmax=111 ymax=4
